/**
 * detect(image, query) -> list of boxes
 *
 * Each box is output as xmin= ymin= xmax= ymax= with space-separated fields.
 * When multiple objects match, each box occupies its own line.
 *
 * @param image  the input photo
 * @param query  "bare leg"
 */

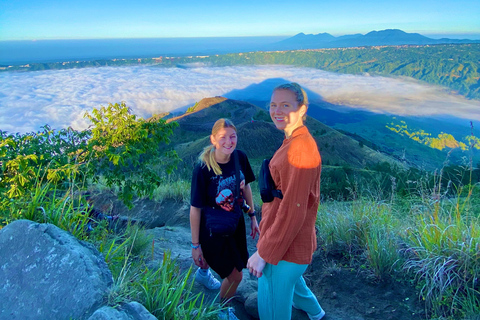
xmin=220 ymin=268 xmax=243 ymax=300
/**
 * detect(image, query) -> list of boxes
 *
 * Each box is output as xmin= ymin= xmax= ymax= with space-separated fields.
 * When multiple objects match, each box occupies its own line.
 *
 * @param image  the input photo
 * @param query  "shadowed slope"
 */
xmin=166 ymin=96 xmax=405 ymax=170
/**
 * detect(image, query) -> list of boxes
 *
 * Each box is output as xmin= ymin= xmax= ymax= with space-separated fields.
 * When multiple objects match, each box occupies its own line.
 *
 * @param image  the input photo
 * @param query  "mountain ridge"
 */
xmin=274 ymin=29 xmax=480 ymax=49
xmin=160 ymin=96 xmax=407 ymax=172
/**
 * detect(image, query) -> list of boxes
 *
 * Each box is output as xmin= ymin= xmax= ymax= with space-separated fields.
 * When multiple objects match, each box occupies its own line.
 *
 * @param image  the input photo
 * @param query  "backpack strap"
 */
xmin=233 ymin=150 xmax=240 ymax=199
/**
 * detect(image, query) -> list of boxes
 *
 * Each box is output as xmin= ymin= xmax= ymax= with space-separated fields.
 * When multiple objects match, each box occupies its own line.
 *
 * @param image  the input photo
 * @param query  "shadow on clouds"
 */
xmin=0 ymin=65 xmax=479 ymax=134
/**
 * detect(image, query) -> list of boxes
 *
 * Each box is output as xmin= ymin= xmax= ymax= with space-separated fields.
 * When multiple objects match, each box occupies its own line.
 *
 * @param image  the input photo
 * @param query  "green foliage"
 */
xmin=186 ymin=102 xmax=199 ymax=113
xmin=134 ymin=252 xmax=219 ymax=320
xmin=386 ymin=119 xmax=477 ymax=151
xmin=0 ymin=125 xmax=89 ymax=201
xmin=0 ymin=102 xmax=180 ymax=219
xmin=84 ymin=102 xmax=180 ymax=207
xmin=0 ymin=180 xmax=93 ymax=240
xmin=319 ymin=157 xmax=479 ymax=203
xmin=94 ymin=224 xmax=220 ymax=319
xmin=103 ymin=237 xmax=220 ymax=320
xmin=402 ymin=197 xmax=480 ymax=318
xmin=252 ymin=109 xmax=272 ymax=122
xmin=152 ymin=176 xmax=191 ymax=203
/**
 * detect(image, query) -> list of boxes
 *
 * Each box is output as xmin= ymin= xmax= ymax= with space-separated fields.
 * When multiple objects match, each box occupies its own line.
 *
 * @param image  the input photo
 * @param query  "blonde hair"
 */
xmin=273 ymin=82 xmax=309 ymax=121
xmin=199 ymin=118 xmax=237 ymax=175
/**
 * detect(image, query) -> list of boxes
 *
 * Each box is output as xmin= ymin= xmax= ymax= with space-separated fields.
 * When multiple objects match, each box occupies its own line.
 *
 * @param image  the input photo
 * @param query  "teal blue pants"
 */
xmin=257 ymin=260 xmax=322 ymax=320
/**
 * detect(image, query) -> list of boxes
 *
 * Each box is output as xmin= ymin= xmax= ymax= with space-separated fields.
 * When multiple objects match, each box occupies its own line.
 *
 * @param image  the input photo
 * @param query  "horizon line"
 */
xmin=2 ymin=29 xmax=480 ymax=42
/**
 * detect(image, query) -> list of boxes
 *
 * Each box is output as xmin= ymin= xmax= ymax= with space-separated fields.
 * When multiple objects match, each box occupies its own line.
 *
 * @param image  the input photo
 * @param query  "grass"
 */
xmin=315 ymin=177 xmax=480 ymax=319
xmin=316 ymin=200 xmax=403 ymax=278
xmin=134 ymin=252 xmax=220 ymax=320
xmin=402 ymin=197 xmax=480 ymax=318
xmin=152 ymin=177 xmax=191 ymax=203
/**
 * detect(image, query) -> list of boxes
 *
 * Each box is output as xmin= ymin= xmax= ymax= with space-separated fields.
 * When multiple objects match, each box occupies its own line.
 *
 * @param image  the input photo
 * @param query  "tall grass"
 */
xmin=403 ymin=196 xmax=480 ymax=318
xmin=93 ymin=212 xmax=221 ymax=319
xmin=100 ymin=231 xmax=220 ymax=320
xmin=0 ymin=178 xmax=93 ymax=240
xmin=152 ymin=177 xmax=191 ymax=203
xmin=134 ymin=252 xmax=220 ymax=320
xmin=317 ymin=200 xmax=403 ymax=278
xmin=316 ymin=166 xmax=480 ymax=319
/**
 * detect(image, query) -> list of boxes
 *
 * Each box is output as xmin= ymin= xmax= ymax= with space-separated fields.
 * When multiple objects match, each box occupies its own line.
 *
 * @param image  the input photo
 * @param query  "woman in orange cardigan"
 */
xmin=247 ymin=83 xmax=325 ymax=320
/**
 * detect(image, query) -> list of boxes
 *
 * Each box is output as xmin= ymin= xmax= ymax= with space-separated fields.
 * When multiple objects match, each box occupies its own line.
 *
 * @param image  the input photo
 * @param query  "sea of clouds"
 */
xmin=1 ymin=65 xmax=479 ymax=134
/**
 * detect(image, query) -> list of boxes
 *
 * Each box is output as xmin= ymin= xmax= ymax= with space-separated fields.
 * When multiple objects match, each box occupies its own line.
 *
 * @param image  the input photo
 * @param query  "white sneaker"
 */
xmin=292 ymin=303 xmax=325 ymax=320
xmin=194 ymin=268 xmax=221 ymax=290
xmin=310 ymin=308 xmax=326 ymax=320
xmin=218 ymin=307 xmax=239 ymax=320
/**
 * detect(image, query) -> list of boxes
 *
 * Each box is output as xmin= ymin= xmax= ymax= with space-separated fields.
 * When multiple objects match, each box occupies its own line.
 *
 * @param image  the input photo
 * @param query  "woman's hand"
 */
xmin=250 ymin=216 xmax=260 ymax=239
xmin=247 ymin=251 xmax=266 ymax=278
xmin=192 ymin=247 xmax=208 ymax=269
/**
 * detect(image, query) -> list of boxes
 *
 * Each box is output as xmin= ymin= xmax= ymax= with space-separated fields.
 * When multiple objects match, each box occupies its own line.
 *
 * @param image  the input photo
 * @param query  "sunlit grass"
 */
xmin=0 ymin=179 xmax=92 ymax=240
xmin=402 ymin=197 xmax=480 ymax=318
xmin=152 ymin=178 xmax=190 ymax=203
xmin=316 ymin=200 xmax=403 ymax=278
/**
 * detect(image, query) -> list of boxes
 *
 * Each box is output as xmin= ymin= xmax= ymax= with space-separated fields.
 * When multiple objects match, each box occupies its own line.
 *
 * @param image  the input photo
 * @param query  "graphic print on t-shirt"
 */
xmin=212 ymin=171 xmax=245 ymax=212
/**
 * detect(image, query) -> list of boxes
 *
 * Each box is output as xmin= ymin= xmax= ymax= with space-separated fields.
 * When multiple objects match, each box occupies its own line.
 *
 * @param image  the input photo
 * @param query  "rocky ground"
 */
xmin=93 ymin=194 xmax=427 ymax=320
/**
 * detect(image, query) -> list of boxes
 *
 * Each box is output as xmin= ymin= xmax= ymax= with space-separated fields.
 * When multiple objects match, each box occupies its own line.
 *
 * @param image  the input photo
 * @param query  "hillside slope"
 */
xmin=165 ymin=97 xmax=405 ymax=170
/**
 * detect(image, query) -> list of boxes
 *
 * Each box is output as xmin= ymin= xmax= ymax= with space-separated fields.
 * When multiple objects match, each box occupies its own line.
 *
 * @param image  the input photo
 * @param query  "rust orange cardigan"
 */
xmin=257 ymin=126 xmax=321 ymax=265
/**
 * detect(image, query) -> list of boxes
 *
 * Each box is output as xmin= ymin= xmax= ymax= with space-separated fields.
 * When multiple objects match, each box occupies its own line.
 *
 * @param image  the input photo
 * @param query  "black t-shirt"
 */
xmin=191 ymin=150 xmax=255 ymax=211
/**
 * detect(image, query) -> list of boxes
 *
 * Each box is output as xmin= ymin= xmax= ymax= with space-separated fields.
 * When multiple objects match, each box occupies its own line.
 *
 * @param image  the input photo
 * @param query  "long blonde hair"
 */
xmin=199 ymin=118 xmax=237 ymax=175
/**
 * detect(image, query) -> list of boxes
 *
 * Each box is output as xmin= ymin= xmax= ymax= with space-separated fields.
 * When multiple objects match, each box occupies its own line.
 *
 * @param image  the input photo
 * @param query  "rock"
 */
xmin=244 ymin=292 xmax=259 ymax=319
xmin=88 ymin=302 xmax=157 ymax=320
xmin=0 ymin=220 xmax=113 ymax=320
xmin=235 ymin=270 xmax=258 ymax=303
xmin=145 ymin=226 xmax=194 ymax=271
xmin=122 ymin=301 xmax=158 ymax=319
xmin=88 ymin=306 xmax=130 ymax=320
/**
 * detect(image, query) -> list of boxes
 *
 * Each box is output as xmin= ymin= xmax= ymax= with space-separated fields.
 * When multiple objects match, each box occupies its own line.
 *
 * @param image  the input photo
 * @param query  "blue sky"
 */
xmin=1 ymin=0 xmax=479 ymax=40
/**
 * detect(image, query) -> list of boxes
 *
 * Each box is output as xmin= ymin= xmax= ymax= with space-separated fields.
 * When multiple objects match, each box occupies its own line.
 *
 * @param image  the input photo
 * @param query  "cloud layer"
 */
xmin=1 ymin=65 xmax=479 ymax=134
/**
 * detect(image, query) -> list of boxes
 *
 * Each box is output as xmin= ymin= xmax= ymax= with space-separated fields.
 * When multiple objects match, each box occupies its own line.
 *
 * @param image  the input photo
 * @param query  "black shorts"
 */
xmin=199 ymin=214 xmax=249 ymax=279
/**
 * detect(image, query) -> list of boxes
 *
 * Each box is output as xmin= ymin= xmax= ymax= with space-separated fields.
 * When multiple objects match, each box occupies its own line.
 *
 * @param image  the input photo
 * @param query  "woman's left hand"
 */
xmin=250 ymin=216 xmax=260 ymax=239
xmin=247 ymin=251 xmax=266 ymax=278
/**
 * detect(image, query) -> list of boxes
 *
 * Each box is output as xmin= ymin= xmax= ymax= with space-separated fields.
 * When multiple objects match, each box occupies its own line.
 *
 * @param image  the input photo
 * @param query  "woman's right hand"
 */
xmin=247 ymin=250 xmax=266 ymax=278
xmin=192 ymin=247 xmax=208 ymax=269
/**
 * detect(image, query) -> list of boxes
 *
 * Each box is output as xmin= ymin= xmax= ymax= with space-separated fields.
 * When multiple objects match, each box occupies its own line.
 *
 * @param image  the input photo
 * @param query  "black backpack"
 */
xmin=259 ymin=158 xmax=283 ymax=203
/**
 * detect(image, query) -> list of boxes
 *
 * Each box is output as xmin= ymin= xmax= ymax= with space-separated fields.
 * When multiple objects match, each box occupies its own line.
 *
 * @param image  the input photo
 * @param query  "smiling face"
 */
xmin=270 ymin=89 xmax=307 ymax=138
xmin=210 ymin=127 xmax=237 ymax=162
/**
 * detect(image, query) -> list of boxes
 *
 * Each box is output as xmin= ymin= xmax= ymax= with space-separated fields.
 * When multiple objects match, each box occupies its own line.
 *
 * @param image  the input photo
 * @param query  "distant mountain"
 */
xmin=283 ymin=32 xmax=337 ymax=47
xmin=273 ymin=29 xmax=480 ymax=50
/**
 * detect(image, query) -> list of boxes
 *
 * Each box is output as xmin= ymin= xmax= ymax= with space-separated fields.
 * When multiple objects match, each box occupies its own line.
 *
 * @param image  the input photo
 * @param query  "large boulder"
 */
xmin=0 ymin=220 xmax=113 ymax=320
